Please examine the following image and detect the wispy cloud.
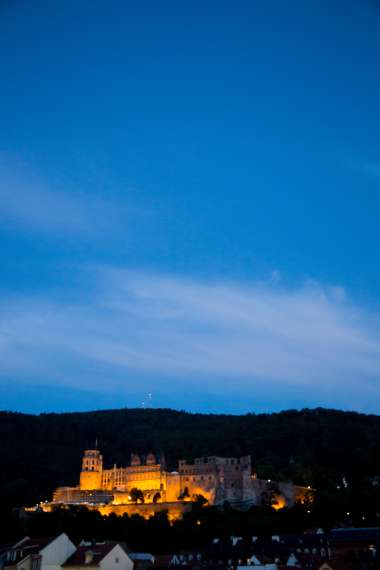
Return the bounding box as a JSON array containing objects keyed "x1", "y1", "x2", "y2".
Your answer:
[
  {"x1": 1, "y1": 268, "x2": 380, "y2": 410},
  {"x1": 0, "y1": 158, "x2": 130, "y2": 237}
]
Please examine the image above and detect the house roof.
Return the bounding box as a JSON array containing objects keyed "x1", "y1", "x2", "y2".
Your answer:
[
  {"x1": 64, "y1": 544, "x2": 119, "y2": 567},
  {"x1": 291, "y1": 552, "x2": 325, "y2": 567},
  {"x1": 0, "y1": 544, "x2": 17, "y2": 556},
  {"x1": 277, "y1": 567, "x2": 304, "y2": 570},
  {"x1": 317, "y1": 561, "x2": 349, "y2": 570},
  {"x1": 17, "y1": 538, "x2": 53, "y2": 550},
  {"x1": 2, "y1": 538, "x2": 54, "y2": 565},
  {"x1": 256, "y1": 554, "x2": 277, "y2": 565},
  {"x1": 153, "y1": 554, "x2": 174, "y2": 567},
  {"x1": 329, "y1": 527, "x2": 380, "y2": 543},
  {"x1": 129, "y1": 553, "x2": 154, "y2": 562}
]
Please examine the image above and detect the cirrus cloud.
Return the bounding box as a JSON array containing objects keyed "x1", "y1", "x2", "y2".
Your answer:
[{"x1": 0, "y1": 268, "x2": 380, "y2": 412}]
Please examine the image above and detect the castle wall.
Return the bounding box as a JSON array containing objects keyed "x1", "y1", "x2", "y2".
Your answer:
[
  {"x1": 50, "y1": 449, "x2": 310, "y2": 517},
  {"x1": 165, "y1": 473, "x2": 181, "y2": 502},
  {"x1": 179, "y1": 471, "x2": 217, "y2": 503},
  {"x1": 178, "y1": 455, "x2": 251, "y2": 505},
  {"x1": 95, "y1": 501, "x2": 192, "y2": 521},
  {"x1": 53, "y1": 487, "x2": 113, "y2": 504},
  {"x1": 80, "y1": 471, "x2": 102, "y2": 490},
  {"x1": 101, "y1": 464, "x2": 164, "y2": 492},
  {"x1": 74, "y1": 452, "x2": 256, "y2": 505}
]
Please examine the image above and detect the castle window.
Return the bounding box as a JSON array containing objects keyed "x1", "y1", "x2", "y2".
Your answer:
[{"x1": 115, "y1": 558, "x2": 119, "y2": 564}]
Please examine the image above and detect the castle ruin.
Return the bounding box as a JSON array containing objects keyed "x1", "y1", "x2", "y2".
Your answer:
[{"x1": 48, "y1": 449, "x2": 309, "y2": 518}]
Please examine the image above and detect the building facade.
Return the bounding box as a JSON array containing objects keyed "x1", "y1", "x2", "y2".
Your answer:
[
  {"x1": 54, "y1": 450, "x2": 254, "y2": 506},
  {"x1": 0, "y1": 534, "x2": 76, "y2": 570},
  {"x1": 49, "y1": 449, "x2": 309, "y2": 518}
]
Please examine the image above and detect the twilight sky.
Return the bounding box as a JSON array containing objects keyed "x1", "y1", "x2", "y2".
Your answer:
[{"x1": 1, "y1": 0, "x2": 380, "y2": 414}]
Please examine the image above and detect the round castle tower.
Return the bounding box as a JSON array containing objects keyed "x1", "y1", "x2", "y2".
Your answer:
[{"x1": 79, "y1": 449, "x2": 103, "y2": 490}]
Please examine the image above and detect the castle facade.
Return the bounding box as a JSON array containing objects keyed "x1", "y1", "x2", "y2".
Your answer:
[
  {"x1": 49, "y1": 449, "x2": 309, "y2": 517},
  {"x1": 53, "y1": 449, "x2": 254, "y2": 506}
]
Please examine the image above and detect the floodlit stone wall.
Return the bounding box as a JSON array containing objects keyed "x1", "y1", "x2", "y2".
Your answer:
[{"x1": 47, "y1": 449, "x2": 312, "y2": 518}]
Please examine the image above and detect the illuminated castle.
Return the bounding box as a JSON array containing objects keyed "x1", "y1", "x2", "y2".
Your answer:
[
  {"x1": 49, "y1": 449, "x2": 309, "y2": 518},
  {"x1": 54, "y1": 449, "x2": 253, "y2": 506}
]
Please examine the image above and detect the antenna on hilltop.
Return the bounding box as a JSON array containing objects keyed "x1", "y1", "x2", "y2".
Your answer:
[{"x1": 141, "y1": 393, "x2": 153, "y2": 409}]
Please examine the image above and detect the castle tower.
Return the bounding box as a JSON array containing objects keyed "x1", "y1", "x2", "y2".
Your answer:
[{"x1": 79, "y1": 449, "x2": 103, "y2": 490}]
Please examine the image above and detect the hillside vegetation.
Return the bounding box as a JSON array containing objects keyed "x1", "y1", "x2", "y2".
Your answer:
[{"x1": 1, "y1": 406, "x2": 380, "y2": 511}]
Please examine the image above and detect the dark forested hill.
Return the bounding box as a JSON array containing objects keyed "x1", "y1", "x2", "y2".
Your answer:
[{"x1": 1, "y1": 406, "x2": 380, "y2": 511}]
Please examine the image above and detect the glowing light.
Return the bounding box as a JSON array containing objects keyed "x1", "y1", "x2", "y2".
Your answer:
[{"x1": 272, "y1": 497, "x2": 286, "y2": 511}]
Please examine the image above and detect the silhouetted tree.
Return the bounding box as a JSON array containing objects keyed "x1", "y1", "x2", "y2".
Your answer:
[
  {"x1": 130, "y1": 488, "x2": 144, "y2": 503},
  {"x1": 153, "y1": 491, "x2": 161, "y2": 503}
]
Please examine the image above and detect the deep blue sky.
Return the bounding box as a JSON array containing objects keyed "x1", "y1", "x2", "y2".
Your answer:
[{"x1": 1, "y1": 0, "x2": 380, "y2": 414}]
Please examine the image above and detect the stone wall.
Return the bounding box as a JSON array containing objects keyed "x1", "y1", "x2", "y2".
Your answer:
[{"x1": 94, "y1": 500, "x2": 192, "y2": 521}]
